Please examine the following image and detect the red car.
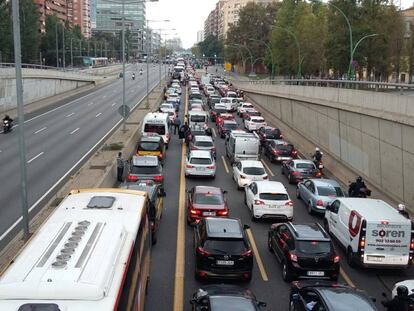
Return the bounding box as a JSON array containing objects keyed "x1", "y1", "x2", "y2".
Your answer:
[
  {"x1": 215, "y1": 113, "x2": 235, "y2": 127},
  {"x1": 186, "y1": 186, "x2": 229, "y2": 225}
]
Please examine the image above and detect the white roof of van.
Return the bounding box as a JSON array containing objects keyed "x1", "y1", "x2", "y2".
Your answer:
[{"x1": 338, "y1": 198, "x2": 410, "y2": 223}]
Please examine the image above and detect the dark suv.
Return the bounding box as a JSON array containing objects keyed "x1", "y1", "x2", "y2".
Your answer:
[
  {"x1": 289, "y1": 281, "x2": 377, "y2": 311},
  {"x1": 194, "y1": 217, "x2": 253, "y2": 281},
  {"x1": 263, "y1": 140, "x2": 298, "y2": 163},
  {"x1": 267, "y1": 222, "x2": 339, "y2": 282},
  {"x1": 127, "y1": 156, "x2": 164, "y2": 192}
]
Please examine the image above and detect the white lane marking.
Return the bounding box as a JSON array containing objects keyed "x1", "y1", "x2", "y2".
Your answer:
[
  {"x1": 111, "y1": 102, "x2": 117, "y2": 107},
  {"x1": 66, "y1": 112, "x2": 75, "y2": 118},
  {"x1": 102, "y1": 95, "x2": 107, "y2": 99},
  {"x1": 95, "y1": 113, "x2": 102, "y2": 118},
  {"x1": 0, "y1": 76, "x2": 164, "y2": 243},
  {"x1": 34, "y1": 127, "x2": 47, "y2": 134},
  {"x1": 88, "y1": 101, "x2": 94, "y2": 106},
  {"x1": 27, "y1": 152, "x2": 44, "y2": 164},
  {"x1": 70, "y1": 128, "x2": 80, "y2": 135}
]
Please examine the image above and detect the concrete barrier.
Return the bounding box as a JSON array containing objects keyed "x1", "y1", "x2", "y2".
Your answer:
[{"x1": 238, "y1": 84, "x2": 414, "y2": 209}]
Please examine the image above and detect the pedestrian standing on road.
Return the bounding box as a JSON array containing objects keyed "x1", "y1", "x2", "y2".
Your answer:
[
  {"x1": 174, "y1": 116, "x2": 181, "y2": 135},
  {"x1": 116, "y1": 152, "x2": 125, "y2": 182}
]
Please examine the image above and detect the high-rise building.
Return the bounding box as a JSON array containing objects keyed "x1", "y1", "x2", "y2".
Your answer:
[
  {"x1": 166, "y1": 37, "x2": 182, "y2": 52},
  {"x1": 197, "y1": 30, "x2": 204, "y2": 43},
  {"x1": 33, "y1": 0, "x2": 68, "y2": 33},
  {"x1": 204, "y1": 1, "x2": 226, "y2": 38},
  {"x1": 94, "y1": 0, "x2": 146, "y2": 56},
  {"x1": 67, "y1": 0, "x2": 92, "y2": 38}
]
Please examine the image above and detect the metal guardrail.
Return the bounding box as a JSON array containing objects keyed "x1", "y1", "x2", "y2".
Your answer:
[{"x1": 232, "y1": 78, "x2": 414, "y2": 94}]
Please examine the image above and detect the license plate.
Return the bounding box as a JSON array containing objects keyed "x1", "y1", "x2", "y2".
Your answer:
[
  {"x1": 367, "y1": 256, "x2": 384, "y2": 262},
  {"x1": 307, "y1": 271, "x2": 324, "y2": 276},
  {"x1": 203, "y1": 211, "x2": 216, "y2": 216},
  {"x1": 270, "y1": 205, "x2": 280, "y2": 209},
  {"x1": 196, "y1": 167, "x2": 205, "y2": 171},
  {"x1": 216, "y1": 260, "x2": 234, "y2": 266}
]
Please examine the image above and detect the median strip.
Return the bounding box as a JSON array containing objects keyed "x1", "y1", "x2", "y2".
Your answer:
[
  {"x1": 340, "y1": 267, "x2": 356, "y2": 288},
  {"x1": 246, "y1": 228, "x2": 268, "y2": 282},
  {"x1": 221, "y1": 155, "x2": 230, "y2": 173},
  {"x1": 261, "y1": 159, "x2": 274, "y2": 177}
]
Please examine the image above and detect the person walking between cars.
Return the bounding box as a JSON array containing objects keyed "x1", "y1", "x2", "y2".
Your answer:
[
  {"x1": 179, "y1": 122, "x2": 189, "y2": 141},
  {"x1": 116, "y1": 152, "x2": 125, "y2": 182},
  {"x1": 398, "y1": 204, "x2": 410, "y2": 219},
  {"x1": 174, "y1": 116, "x2": 181, "y2": 135},
  {"x1": 381, "y1": 285, "x2": 411, "y2": 311}
]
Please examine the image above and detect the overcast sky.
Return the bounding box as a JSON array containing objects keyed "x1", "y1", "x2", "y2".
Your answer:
[{"x1": 147, "y1": 0, "x2": 414, "y2": 49}]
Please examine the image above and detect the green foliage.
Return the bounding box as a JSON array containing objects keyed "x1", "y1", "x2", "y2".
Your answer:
[{"x1": 198, "y1": 35, "x2": 224, "y2": 59}]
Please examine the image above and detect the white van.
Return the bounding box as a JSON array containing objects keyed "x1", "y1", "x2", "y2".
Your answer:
[
  {"x1": 141, "y1": 112, "x2": 170, "y2": 147},
  {"x1": 220, "y1": 97, "x2": 239, "y2": 112},
  {"x1": 225, "y1": 131, "x2": 260, "y2": 164},
  {"x1": 188, "y1": 110, "x2": 208, "y2": 128},
  {"x1": 324, "y1": 198, "x2": 413, "y2": 269}
]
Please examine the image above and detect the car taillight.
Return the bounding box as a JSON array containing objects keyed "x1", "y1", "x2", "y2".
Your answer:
[
  {"x1": 190, "y1": 208, "x2": 201, "y2": 215},
  {"x1": 127, "y1": 175, "x2": 138, "y2": 182},
  {"x1": 285, "y1": 200, "x2": 294, "y2": 207},
  {"x1": 292, "y1": 171, "x2": 301, "y2": 176},
  {"x1": 254, "y1": 199, "x2": 265, "y2": 205},
  {"x1": 359, "y1": 236, "x2": 365, "y2": 248},
  {"x1": 207, "y1": 165, "x2": 215, "y2": 169},
  {"x1": 191, "y1": 146, "x2": 198, "y2": 150},
  {"x1": 292, "y1": 150, "x2": 298, "y2": 156},
  {"x1": 316, "y1": 200, "x2": 324, "y2": 206},
  {"x1": 333, "y1": 255, "x2": 340, "y2": 263},
  {"x1": 272, "y1": 149, "x2": 279, "y2": 155},
  {"x1": 289, "y1": 252, "x2": 298, "y2": 262},
  {"x1": 263, "y1": 175, "x2": 268, "y2": 179},
  {"x1": 186, "y1": 164, "x2": 193, "y2": 168},
  {"x1": 411, "y1": 239, "x2": 414, "y2": 250},
  {"x1": 159, "y1": 153, "x2": 163, "y2": 159},
  {"x1": 154, "y1": 175, "x2": 164, "y2": 182},
  {"x1": 197, "y1": 246, "x2": 210, "y2": 257},
  {"x1": 217, "y1": 209, "x2": 229, "y2": 216},
  {"x1": 241, "y1": 249, "x2": 253, "y2": 257}
]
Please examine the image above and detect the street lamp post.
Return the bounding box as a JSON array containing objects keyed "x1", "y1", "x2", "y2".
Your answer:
[
  {"x1": 249, "y1": 38, "x2": 275, "y2": 80},
  {"x1": 234, "y1": 43, "x2": 254, "y2": 76},
  {"x1": 227, "y1": 45, "x2": 246, "y2": 76}
]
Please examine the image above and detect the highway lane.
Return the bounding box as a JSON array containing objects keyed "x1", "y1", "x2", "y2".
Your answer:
[
  {"x1": 146, "y1": 77, "x2": 414, "y2": 311},
  {"x1": 0, "y1": 64, "x2": 166, "y2": 240}
]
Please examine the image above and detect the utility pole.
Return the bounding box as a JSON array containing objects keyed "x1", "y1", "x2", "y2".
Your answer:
[
  {"x1": 122, "y1": 0, "x2": 127, "y2": 130},
  {"x1": 62, "y1": 25, "x2": 65, "y2": 68},
  {"x1": 55, "y1": 23, "x2": 59, "y2": 67},
  {"x1": 11, "y1": 0, "x2": 30, "y2": 241},
  {"x1": 146, "y1": 22, "x2": 150, "y2": 109},
  {"x1": 70, "y1": 38, "x2": 73, "y2": 67}
]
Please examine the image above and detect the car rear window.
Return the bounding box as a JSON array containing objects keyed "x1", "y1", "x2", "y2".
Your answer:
[
  {"x1": 252, "y1": 118, "x2": 265, "y2": 123},
  {"x1": 259, "y1": 193, "x2": 288, "y2": 201},
  {"x1": 131, "y1": 165, "x2": 161, "y2": 175},
  {"x1": 297, "y1": 241, "x2": 332, "y2": 255},
  {"x1": 223, "y1": 123, "x2": 238, "y2": 130},
  {"x1": 215, "y1": 108, "x2": 227, "y2": 114},
  {"x1": 195, "y1": 141, "x2": 213, "y2": 148},
  {"x1": 243, "y1": 167, "x2": 265, "y2": 175},
  {"x1": 190, "y1": 157, "x2": 212, "y2": 165},
  {"x1": 144, "y1": 124, "x2": 166, "y2": 135},
  {"x1": 138, "y1": 142, "x2": 160, "y2": 151},
  {"x1": 210, "y1": 297, "x2": 256, "y2": 311},
  {"x1": 322, "y1": 290, "x2": 377, "y2": 311},
  {"x1": 194, "y1": 193, "x2": 224, "y2": 205},
  {"x1": 276, "y1": 143, "x2": 293, "y2": 152},
  {"x1": 191, "y1": 115, "x2": 206, "y2": 122},
  {"x1": 296, "y1": 163, "x2": 315, "y2": 169},
  {"x1": 203, "y1": 239, "x2": 247, "y2": 254},
  {"x1": 317, "y1": 186, "x2": 344, "y2": 197}
]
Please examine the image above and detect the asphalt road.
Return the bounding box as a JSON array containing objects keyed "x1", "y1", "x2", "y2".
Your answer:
[
  {"x1": 0, "y1": 63, "x2": 166, "y2": 242},
  {"x1": 145, "y1": 77, "x2": 414, "y2": 311}
]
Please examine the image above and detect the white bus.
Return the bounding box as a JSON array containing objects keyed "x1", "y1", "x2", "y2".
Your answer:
[{"x1": 0, "y1": 188, "x2": 151, "y2": 311}]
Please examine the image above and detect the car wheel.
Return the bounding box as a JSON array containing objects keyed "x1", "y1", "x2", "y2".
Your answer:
[
  {"x1": 282, "y1": 261, "x2": 292, "y2": 282},
  {"x1": 268, "y1": 235, "x2": 273, "y2": 252},
  {"x1": 307, "y1": 202, "x2": 314, "y2": 215},
  {"x1": 347, "y1": 247, "x2": 356, "y2": 268},
  {"x1": 152, "y1": 232, "x2": 157, "y2": 245},
  {"x1": 289, "y1": 299, "x2": 295, "y2": 311},
  {"x1": 323, "y1": 219, "x2": 330, "y2": 234},
  {"x1": 288, "y1": 173, "x2": 293, "y2": 184},
  {"x1": 296, "y1": 187, "x2": 301, "y2": 199},
  {"x1": 251, "y1": 206, "x2": 257, "y2": 222},
  {"x1": 281, "y1": 167, "x2": 284, "y2": 175},
  {"x1": 244, "y1": 193, "x2": 248, "y2": 206},
  {"x1": 244, "y1": 272, "x2": 252, "y2": 282},
  {"x1": 194, "y1": 267, "x2": 201, "y2": 281}
]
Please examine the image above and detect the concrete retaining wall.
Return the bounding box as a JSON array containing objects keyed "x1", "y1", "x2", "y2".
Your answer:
[{"x1": 245, "y1": 88, "x2": 414, "y2": 208}]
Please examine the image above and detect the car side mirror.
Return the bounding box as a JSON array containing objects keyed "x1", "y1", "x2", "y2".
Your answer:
[
  {"x1": 325, "y1": 204, "x2": 332, "y2": 211},
  {"x1": 258, "y1": 302, "x2": 267, "y2": 307},
  {"x1": 243, "y1": 224, "x2": 250, "y2": 230},
  {"x1": 223, "y1": 190, "x2": 228, "y2": 194}
]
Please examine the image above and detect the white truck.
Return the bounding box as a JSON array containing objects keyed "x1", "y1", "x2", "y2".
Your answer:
[
  {"x1": 225, "y1": 131, "x2": 260, "y2": 164},
  {"x1": 324, "y1": 198, "x2": 413, "y2": 269}
]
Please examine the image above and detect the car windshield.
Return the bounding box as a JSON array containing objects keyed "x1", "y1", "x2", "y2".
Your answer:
[
  {"x1": 203, "y1": 239, "x2": 246, "y2": 254},
  {"x1": 224, "y1": 123, "x2": 238, "y2": 130},
  {"x1": 131, "y1": 165, "x2": 161, "y2": 175},
  {"x1": 191, "y1": 115, "x2": 206, "y2": 122},
  {"x1": 296, "y1": 163, "x2": 315, "y2": 169},
  {"x1": 297, "y1": 241, "x2": 332, "y2": 254},
  {"x1": 196, "y1": 141, "x2": 213, "y2": 147},
  {"x1": 317, "y1": 186, "x2": 344, "y2": 197},
  {"x1": 190, "y1": 157, "x2": 212, "y2": 165},
  {"x1": 211, "y1": 98, "x2": 221, "y2": 103},
  {"x1": 210, "y1": 297, "x2": 257, "y2": 311},
  {"x1": 144, "y1": 124, "x2": 166, "y2": 135},
  {"x1": 259, "y1": 193, "x2": 289, "y2": 201},
  {"x1": 252, "y1": 119, "x2": 265, "y2": 123},
  {"x1": 138, "y1": 142, "x2": 160, "y2": 151},
  {"x1": 194, "y1": 193, "x2": 224, "y2": 205},
  {"x1": 243, "y1": 167, "x2": 265, "y2": 175},
  {"x1": 322, "y1": 289, "x2": 377, "y2": 311},
  {"x1": 215, "y1": 108, "x2": 227, "y2": 114},
  {"x1": 248, "y1": 112, "x2": 261, "y2": 116}
]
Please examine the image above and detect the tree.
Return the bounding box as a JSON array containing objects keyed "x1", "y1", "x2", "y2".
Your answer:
[{"x1": 198, "y1": 35, "x2": 223, "y2": 60}]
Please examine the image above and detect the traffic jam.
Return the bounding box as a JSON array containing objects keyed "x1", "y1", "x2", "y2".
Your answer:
[{"x1": 134, "y1": 59, "x2": 414, "y2": 311}]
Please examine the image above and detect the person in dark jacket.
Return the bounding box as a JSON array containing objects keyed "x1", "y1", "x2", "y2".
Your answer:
[
  {"x1": 382, "y1": 285, "x2": 411, "y2": 311},
  {"x1": 116, "y1": 152, "x2": 125, "y2": 182}
]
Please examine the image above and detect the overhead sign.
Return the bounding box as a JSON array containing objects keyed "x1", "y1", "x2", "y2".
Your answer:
[{"x1": 118, "y1": 105, "x2": 130, "y2": 118}]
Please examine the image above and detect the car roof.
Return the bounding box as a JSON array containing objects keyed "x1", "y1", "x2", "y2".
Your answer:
[
  {"x1": 250, "y1": 116, "x2": 264, "y2": 120},
  {"x1": 308, "y1": 178, "x2": 341, "y2": 188},
  {"x1": 194, "y1": 186, "x2": 222, "y2": 195},
  {"x1": 196, "y1": 284, "x2": 255, "y2": 299},
  {"x1": 289, "y1": 223, "x2": 330, "y2": 241},
  {"x1": 139, "y1": 136, "x2": 162, "y2": 143},
  {"x1": 132, "y1": 155, "x2": 159, "y2": 166},
  {"x1": 205, "y1": 217, "x2": 243, "y2": 239},
  {"x1": 189, "y1": 150, "x2": 212, "y2": 158},
  {"x1": 270, "y1": 139, "x2": 291, "y2": 145},
  {"x1": 292, "y1": 159, "x2": 314, "y2": 165},
  {"x1": 120, "y1": 182, "x2": 157, "y2": 196},
  {"x1": 254, "y1": 181, "x2": 286, "y2": 193},
  {"x1": 194, "y1": 135, "x2": 213, "y2": 142},
  {"x1": 240, "y1": 160, "x2": 264, "y2": 168},
  {"x1": 223, "y1": 120, "x2": 238, "y2": 125}
]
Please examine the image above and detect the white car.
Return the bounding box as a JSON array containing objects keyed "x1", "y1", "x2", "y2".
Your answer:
[
  {"x1": 238, "y1": 102, "x2": 254, "y2": 116},
  {"x1": 392, "y1": 280, "x2": 414, "y2": 298},
  {"x1": 159, "y1": 103, "x2": 175, "y2": 113},
  {"x1": 233, "y1": 160, "x2": 268, "y2": 189},
  {"x1": 168, "y1": 93, "x2": 181, "y2": 104},
  {"x1": 244, "y1": 116, "x2": 267, "y2": 131},
  {"x1": 245, "y1": 181, "x2": 293, "y2": 221},
  {"x1": 185, "y1": 150, "x2": 216, "y2": 178},
  {"x1": 171, "y1": 83, "x2": 182, "y2": 94}
]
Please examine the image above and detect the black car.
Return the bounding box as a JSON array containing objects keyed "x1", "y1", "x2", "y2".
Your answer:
[
  {"x1": 257, "y1": 126, "x2": 282, "y2": 144},
  {"x1": 289, "y1": 281, "x2": 378, "y2": 311},
  {"x1": 268, "y1": 222, "x2": 339, "y2": 282},
  {"x1": 194, "y1": 217, "x2": 253, "y2": 281},
  {"x1": 120, "y1": 181, "x2": 165, "y2": 244},
  {"x1": 190, "y1": 285, "x2": 266, "y2": 311},
  {"x1": 263, "y1": 139, "x2": 298, "y2": 163},
  {"x1": 281, "y1": 160, "x2": 321, "y2": 184}
]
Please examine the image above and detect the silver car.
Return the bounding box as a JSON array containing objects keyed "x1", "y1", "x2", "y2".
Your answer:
[{"x1": 296, "y1": 179, "x2": 345, "y2": 214}]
